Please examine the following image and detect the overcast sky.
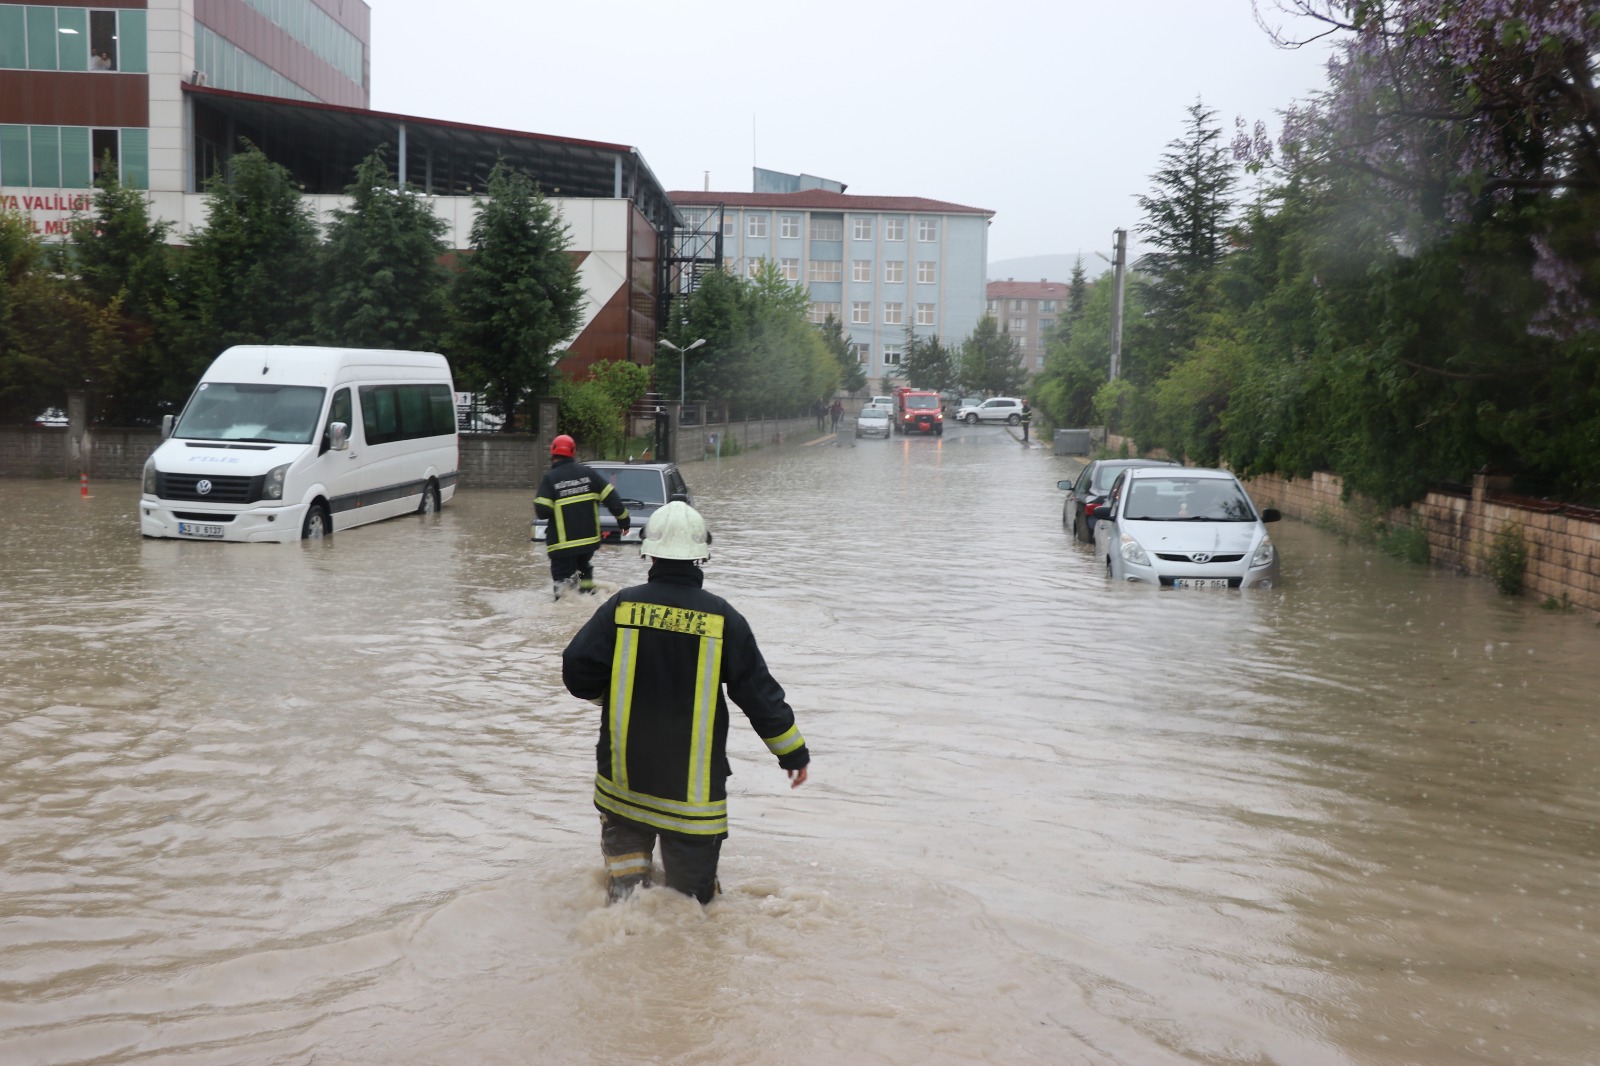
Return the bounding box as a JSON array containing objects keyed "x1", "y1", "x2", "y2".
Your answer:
[{"x1": 368, "y1": 0, "x2": 1334, "y2": 272}]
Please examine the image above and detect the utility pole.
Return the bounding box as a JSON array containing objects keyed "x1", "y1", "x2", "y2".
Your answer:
[{"x1": 1108, "y1": 227, "x2": 1127, "y2": 381}]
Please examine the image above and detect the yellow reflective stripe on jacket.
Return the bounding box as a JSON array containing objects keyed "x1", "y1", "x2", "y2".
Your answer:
[
  {"x1": 608, "y1": 628, "x2": 638, "y2": 788},
  {"x1": 594, "y1": 774, "x2": 729, "y2": 836},
  {"x1": 688, "y1": 634, "x2": 723, "y2": 805},
  {"x1": 552, "y1": 492, "x2": 601, "y2": 548},
  {"x1": 763, "y1": 724, "x2": 805, "y2": 757},
  {"x1": 614, "y1": 601, "x2": 725, "y2": 638}
]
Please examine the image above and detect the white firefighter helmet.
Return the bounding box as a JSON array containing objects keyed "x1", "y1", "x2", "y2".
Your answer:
[{"x1": 640, "y1": 500, "x2": 711, "y2": 561}]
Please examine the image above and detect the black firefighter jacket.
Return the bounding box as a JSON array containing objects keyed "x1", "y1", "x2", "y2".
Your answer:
[
  {"x1": 561, "y1": 566, "x2": 810, "y2": 838},
  {"x1": 534, "y1": 456, "x2": 628, "y2": 556}
]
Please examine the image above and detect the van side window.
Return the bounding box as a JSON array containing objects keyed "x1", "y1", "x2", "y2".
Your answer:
[
  {"x1": 322, "y1": 387, "x2": 352, "y2": 454},
  {"x1": 358, "y1": 384, "x2": 457, "y2": 446}
]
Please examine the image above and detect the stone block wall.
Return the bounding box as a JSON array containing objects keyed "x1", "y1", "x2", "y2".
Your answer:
[{"x1": 1246, "y1": 471, "x2": 1600, "y2": 614}]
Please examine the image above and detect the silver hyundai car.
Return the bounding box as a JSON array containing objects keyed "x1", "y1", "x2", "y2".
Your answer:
[{"x1": 1091, "y1": 467, "x2": 1282, "y2": 588}]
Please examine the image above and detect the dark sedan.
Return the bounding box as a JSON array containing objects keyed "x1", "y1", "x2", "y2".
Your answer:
[{"x1": 1059, "y1": 457, "x2": 1180, "y2": 543}]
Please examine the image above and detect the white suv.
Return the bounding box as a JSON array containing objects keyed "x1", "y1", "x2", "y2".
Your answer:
[{"x1": 956, "y1": 397, "x2": 1026, "y2": 425}]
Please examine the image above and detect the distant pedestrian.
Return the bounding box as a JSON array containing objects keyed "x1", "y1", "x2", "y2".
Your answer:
[
  {"x1": 814, "y1": 398, "x2": 826, "y2": 431},
  {"x1": 829, "y1": 398, "x2": 844, "y2": 432},
  {"x1": 534, "y1": 434, "x2": 630, "y2": 600}
]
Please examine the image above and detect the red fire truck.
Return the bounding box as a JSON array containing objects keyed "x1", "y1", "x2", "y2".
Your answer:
[{"x1": 892, "y1": 386, "x2": 944, "y2": 436}]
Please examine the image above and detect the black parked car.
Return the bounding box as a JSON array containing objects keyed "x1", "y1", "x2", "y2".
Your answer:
[
  {"x1": 533, "y1": 461, "x2": 692, "y2": 545},
  {"x1": 1058, "y1": 458, "x2": 1180, "y2": 543}
]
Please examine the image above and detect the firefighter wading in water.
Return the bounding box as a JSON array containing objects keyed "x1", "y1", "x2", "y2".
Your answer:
[
  {"x1": 561, "y1": 501, "x2": 811, "y2": 904},
  {"x1": 534, "y1": 434, "x2": 629, "y2": 601}
]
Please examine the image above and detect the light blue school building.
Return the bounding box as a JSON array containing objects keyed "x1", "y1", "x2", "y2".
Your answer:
[{"x1": 669, "y1": 172, "x2": 993, "y2": 392}]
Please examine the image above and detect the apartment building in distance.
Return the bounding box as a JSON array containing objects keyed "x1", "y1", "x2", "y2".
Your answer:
[
  {"x1": 671, "y1": 170, "x2": 993, "y2": 392},
  {"x1": 986, "y1": 278, "x2": 1073, "y2": 374}
]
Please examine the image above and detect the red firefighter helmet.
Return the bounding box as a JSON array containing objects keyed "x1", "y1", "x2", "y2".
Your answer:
[{"x1": 550, "y1": 434, "x2": 576, "y2": 458}]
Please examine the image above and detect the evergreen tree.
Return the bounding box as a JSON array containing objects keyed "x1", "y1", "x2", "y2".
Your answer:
[
  {"x1": 318, "y1": 149, "x2": 450, "y2": 351},
  {"x1": 175, "y1": 143, "x2": 322, "y2": 374},
  {"x1": 66, "y1": 169, "x2": 180, "y2": 423},
  {"x1": 1135, "y1": 99, "x2": 1237, "y2": 381},
  {"x1": 818, "y1": 314, "x2": 867, "y2": 395},
  {"x1": 900, "y1": 326, "x2": 956, "y2": 392},
  {"x1": 450, "y1": 163, "x2": 583, "y2": 431},
  {"x1": 958, "y1": 315, "x2": 1027, "y2": 396},
  {"x1": 1060, "y1": 255, "x2": 1088, "y2": 347}
]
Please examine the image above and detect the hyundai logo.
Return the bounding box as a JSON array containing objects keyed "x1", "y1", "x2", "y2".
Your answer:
[
  {"x1": 196, "y1": 479, "x2": 213, "y2": 495},
  {"x1": 1191, "y1": 552, "x2": 1212, "y2": 563}
]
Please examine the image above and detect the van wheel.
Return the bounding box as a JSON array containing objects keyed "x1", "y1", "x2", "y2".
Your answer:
[
  {"x1": 301, "y1": 502, "x2": 331, "y2": 540},
  {"x1": 964, "y1": 413, "x2": 978, "y2": 424},
  {"x1": 418, "y1": 479, "x2": 440, "y2": 515}
]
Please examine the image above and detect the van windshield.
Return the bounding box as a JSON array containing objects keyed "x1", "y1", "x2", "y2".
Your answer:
[
  {"x1": 903, "y1": 395, "x2": 939, "y2": 409},
  {"x1": 175, "y1": 382, "x2": 327, "y2": 444}
]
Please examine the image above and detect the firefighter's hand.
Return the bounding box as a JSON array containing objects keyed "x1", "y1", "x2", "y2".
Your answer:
[
  {"x1": 619, "y1": 517, "x2": 631, "y2": 534},
  {"x1": 787, "y1": 766, "x2": 808, "y2": 789}
]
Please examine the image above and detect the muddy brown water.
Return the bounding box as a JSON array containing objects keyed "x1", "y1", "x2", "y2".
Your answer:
[{"x1": 2, "y1": 425, "x2": 1598, "y2": 1065}]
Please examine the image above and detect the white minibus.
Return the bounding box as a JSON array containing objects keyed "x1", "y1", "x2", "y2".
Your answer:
[{"x1": 140, "y1": 346, "x2": 460, "y2": 542}]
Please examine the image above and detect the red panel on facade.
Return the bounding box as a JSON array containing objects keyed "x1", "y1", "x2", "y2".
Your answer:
[{"x1": 0, "y1": 71, "x2": 150, "y2": 127}]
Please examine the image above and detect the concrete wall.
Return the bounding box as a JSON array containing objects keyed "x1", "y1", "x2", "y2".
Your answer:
[{"x1": 1246, "y1": 470, "x2": 1600, "y2": 614}]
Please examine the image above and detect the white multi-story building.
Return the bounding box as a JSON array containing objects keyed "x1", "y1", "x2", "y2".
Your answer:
[{"x1": 671, "y1": 176, "x2": 993, "y2": 391}]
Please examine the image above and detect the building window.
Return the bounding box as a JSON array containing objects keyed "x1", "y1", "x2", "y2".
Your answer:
[
  {"x1": 809, "y1": 259, "x2": 842, "y2": 282},
  {"x1": 780, "y1": 214, "x2": 801, "y2": 239},
  {"x1": 747, "y1": 214, "x2": 768, "y2": 238},
  {"x1": 1041, "y1": 300, "x2": 1056, "y2": 312},
  {"x1": 917, "y1": 218, "x2": 939, "y2": 242},
  {"x1": 809, "y1": 302, "x2": 841, "y2": 324},
  {"x1": 780, "y1": 257, "x2": 800, "y2": 281},
  {"x1": 854, "y1": 343, "x2": 871, "y2": 364},
  {"x1": 884, "y1": 302, "x2": 904, "y2": 325},
  {"x1": 748, "y1": 258, "x2": 766, "y2": 279},
  {"x1": 852, "y1": 259, "x2": 872, "y2": 283},
  {"x1": 723, "y1": 214, "x2": 737, "y2": 238},
  {"x1": 1009, "y1": 317, "x2": 1027, "y2": 332},
  {"x1": 810, "y1": 217, "x2": 843, "y2": 241},
  {"x1": 852, "y1": 217, "x2": 873, "y2": 240},
  {"x1": 986, "y1": 299, "x2": 998, "y2": 313},
  {"x1": 1011, "y1": 299, "x2": 1024, "y2": 311},
  {"x1": 680, "y1": 208, "x2": 706, "y2": 229},
  {"x1": 883, "y1": 345, "x2": 903, "y2": 365},
  {"x1": 723, "y1": 257, "x2": 741, "y2": 276},
  {"x1": 850, "y1": 302, "x2": 871, "y2": 325},
  {"x1": 884, "y1": 261, "x2": 904, "y2": 284},
  {"x1": 1039, "y1": 317, "x2": 1054, "y2": 331},
  {"x1": 916, "y1": 303, "x2": 936, "y2": 326},
  {"x1": 884, "y1": 217, "x2": 905, "y2": 241},
  {"x1": 916, "y1": 261, "x2": 937, "y2": 285}
]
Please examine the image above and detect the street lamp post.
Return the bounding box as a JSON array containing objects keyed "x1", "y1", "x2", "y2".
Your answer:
[{"x1": 658, "y1": 337, "x2": 706, "y2": 404}]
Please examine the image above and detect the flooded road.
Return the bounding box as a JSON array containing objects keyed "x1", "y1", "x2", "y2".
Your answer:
[{"x1": 3, "y1": 424, "x2": 1598, "y2": 1065}]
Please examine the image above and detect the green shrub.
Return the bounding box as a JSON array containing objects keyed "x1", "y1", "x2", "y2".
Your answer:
[
  {"x1": 1375, "y1": 517, "x2": 1431, "y2": 566},
  {"x1": 1487, "y1": 525, "x2": 1529, "y2": 596}
]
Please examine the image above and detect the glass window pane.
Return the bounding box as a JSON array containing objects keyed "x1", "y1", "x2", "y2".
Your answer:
[
  {"x1": 118, "y1": 10, "x2": 148, "y2": 73},
  {"x1": 0, "y1": 8, "x2": 25, "y2": 67},
  {"x1": 121, "y1": 127, "x2": 149, "y2": 189},
  {"x1": 56, "y1": 8, "x2": 88, "y2": 69},
  {"x1": 31, "y1": 125, "x2": 61, "y2": 187},
  {"x1": 60, "y1": 126, "x2": 90, "y2": 188},
  {"x1": 26, "y1": 6, "x2": 58, "y2": 70},
  {"x1": 0, "y1": 125, "x2": 30, "y2": 185}
]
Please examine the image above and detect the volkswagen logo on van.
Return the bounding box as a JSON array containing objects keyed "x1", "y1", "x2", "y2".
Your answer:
[{"x1": 196, "y1": 479, "x2": 213, "y2": 495}]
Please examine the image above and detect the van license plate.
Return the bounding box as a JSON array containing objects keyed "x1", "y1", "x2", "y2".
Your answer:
[
  {"x1": 178, "y1": 522, "x2": 225, "y2": 538},
  {"x1": 1173, "y1": 578, "x2": 1229, "y2": 589}
]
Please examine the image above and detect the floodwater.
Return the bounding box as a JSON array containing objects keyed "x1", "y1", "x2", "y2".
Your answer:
[{"x1": 2, "y1": 424, "x2": 1598, "y2": 1066}]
